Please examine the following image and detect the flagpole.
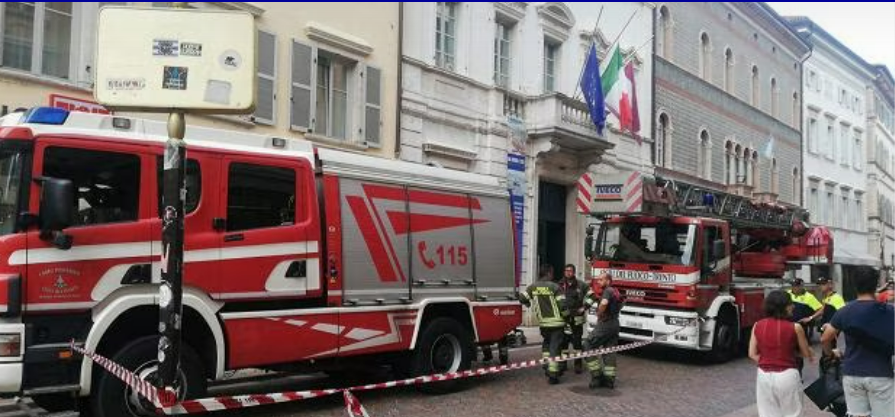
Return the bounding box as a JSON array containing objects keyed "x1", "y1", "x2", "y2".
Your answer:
[
  {"x1": 605, "y1": 9, "x2": 639, "y2": 59},
  {"x1": 572, "y1": 6, "x2": 604, "y2": 102},
  {"x1": 622, "y1": 36, "x2": 654, "y2": 67}
]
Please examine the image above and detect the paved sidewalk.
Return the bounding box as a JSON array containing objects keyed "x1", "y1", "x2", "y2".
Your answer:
[
  {"x1": 517, "y1": 326, "x2": 836, "y2": 417},
  {"x1": 718, "y1": 403, "x2": 831, "y2": 417}
]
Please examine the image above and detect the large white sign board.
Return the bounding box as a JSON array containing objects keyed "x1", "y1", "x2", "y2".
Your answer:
[{"x1": 95, "y1": 7, "x2": 256, "y2": 113}]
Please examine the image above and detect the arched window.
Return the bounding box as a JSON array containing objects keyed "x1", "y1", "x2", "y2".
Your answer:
[
  {"x1": 792, "y1": 167, "x2": 800, "y2": 204},
  {"x1": 751, "y1": 65, "x2": 760, "y2": 107},
  {"x1": 735, "y1": 144, "x2": 743, "y2": 184},
  {"x1": 770, "y1": 77, "x2": 778, "y2": 117},
  {"x1": 770, "y1": 157, "x2": 778, "y2": 194},
  {"x1": 656, "y1": 113, "x2": 669, "y2": 167},
  {"x1": 657, "y1": 6, "x2": 672, "y2": 59},
  {"x1": 725, "y1": 140, "x2": 735, "y2": 185},
  {"x1": 792, "y1": 91, "x2": 800, "y2": 127},
  {"x1": 724, "y1": 48, "x2": 734, "y2": 93},
  {"x1": 751, "y1": 150, "x2": 759, "y2": 188},
  {"x1": 742, "y1": 147, "x2": 752, "y2": 186},
  {"x1": 699, "y1": 129, "x2": 711, "y2": 180},
  {"x1": 699, "y1": 32, "x2": 711, "y2": 80}
]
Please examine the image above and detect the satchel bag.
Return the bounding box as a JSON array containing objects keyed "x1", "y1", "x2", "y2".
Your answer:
[{"x1": 804, "y1": 362, "x2": 844, "y2": 411}]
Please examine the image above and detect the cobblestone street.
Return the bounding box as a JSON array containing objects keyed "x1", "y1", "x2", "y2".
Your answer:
[
  {"x1": 0, "y1": 331, "x2": 836, "y2": 417},
  {"x1": 213, "y1": 338, "x2": 832, "y2": 417}
]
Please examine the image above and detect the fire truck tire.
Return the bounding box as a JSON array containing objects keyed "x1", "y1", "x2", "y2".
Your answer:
[
  {"x1": 410, "y1": 318, "x2": 473, "y2": 394},
  {"x1": 90, "y1": 336, "x2": 207, "y2": 417},
  {"x1": 708, "y1": 318, "x2": 738, "y2": 363}
]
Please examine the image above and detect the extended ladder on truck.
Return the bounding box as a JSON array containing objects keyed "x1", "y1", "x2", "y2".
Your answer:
[{"x1": 577, "y1": 171, "x2": 809, "y2": 230}]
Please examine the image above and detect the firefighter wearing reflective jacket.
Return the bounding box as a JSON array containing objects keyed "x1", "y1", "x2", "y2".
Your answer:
[
  {"x1": 559, "y1": 263, "x2": 588, "y2": 374},
  {"x1": 584, "y1": 272, "x2": 622, "y2": 389},
  {"x1": 520, "y1": 264, "x2": 569, "y2": 384}
]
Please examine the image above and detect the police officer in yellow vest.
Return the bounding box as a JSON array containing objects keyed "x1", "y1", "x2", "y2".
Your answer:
[
  {"x1": 789, "y1": 278, "x2": 823, "y2": 326},
  {"x1": 520, "y1": 264, "x2": 569, "y2": 384},
  {"x1": 811, "y1": 277, "x2": 846, "y2": 331}
]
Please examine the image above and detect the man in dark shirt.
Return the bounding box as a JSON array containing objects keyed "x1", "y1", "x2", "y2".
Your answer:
[
  {"x1": 821, "y1": 266, "x2": 894, "y2": 417},
  {"x1": 583, "y1": 272, "x2": 622, "y2": 389}
]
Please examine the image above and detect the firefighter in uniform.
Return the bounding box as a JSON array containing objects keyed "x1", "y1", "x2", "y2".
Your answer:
[
  {"x1": 584, "y1": 272, "x2": 621, "y2": 389},
  {"x1": 520, "y1": 264, "x2": 568, "y2": 384},
  {"x1": 559, "y1": 263, "x2": 587, "y2": 374}
]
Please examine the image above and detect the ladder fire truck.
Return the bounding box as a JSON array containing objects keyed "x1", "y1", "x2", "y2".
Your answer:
[
  {"x1": 0, "y1": 108, "x2": 521, "y2": 416},
  {"x1": 578, "y1": 170, "x2": 832, "y2": 361}
]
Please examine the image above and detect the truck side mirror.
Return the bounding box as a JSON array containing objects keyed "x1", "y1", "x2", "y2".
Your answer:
[
  {"x1": 584, "y1": 226, "x2": 594, "y2": 260},
  {"x1": 39, "y1": 177, "x2": 74, "y2": 234},
  {"x1": 712, "y1": 239, "x2": 725, "y2": 261}
]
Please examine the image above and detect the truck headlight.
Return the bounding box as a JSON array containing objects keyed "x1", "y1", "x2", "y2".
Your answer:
[
  {"x1": 0, "y1": 334, "x2": 21, "y2": 357},
  {"x1": 665, "y1": 317, "x2": 692, "y2": 327}
]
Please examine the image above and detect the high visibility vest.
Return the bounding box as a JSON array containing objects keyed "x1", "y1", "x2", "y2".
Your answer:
[
  {"x1": 823, "y1": 292, "x2": 846, "y2": 310},
  {"x1": 789, "y1": 290, "x2": 823, "y2": 311},
  {"x1": 521, "y1": 280, "x2": 568, "y2": 328}
]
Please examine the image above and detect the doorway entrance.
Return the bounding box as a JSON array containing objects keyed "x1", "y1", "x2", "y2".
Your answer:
[{"x1": 538, "y1": 181, "x2": 567, "y2": 278}]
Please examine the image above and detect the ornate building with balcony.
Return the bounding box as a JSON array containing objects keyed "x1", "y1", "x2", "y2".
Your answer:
[{"x1": 399, "y1": 2, "x2": 654, "y2": 287}]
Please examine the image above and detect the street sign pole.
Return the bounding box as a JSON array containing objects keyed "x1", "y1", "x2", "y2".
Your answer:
[{"x1": 158, "y1": 111, "x2": 186, "y2": 397}]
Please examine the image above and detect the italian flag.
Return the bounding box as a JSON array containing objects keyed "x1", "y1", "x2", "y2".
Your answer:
[{"x1": 601, "y1": 47, "x2": 641, "y2": 140}]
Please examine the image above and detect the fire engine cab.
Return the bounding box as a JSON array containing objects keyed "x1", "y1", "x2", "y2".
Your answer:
[
  {"x1": 0, "y1": 107, "x2": 521, "y2": 416},
  {"x1": 578, "y1": 170, "x2": 832, "y2": 361}
]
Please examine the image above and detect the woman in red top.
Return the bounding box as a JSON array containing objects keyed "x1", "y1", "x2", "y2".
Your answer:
[{"x1": 749, "y1": 290, "x2": 815, "y2": 417}]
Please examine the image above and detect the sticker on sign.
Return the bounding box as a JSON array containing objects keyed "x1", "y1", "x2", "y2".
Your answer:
[
  {"x1": 94, "y1": 6, "x2": 255, "y2": 113},
  {"x1": 181, "y1": 42, "x2": 202, "y2": 57}
]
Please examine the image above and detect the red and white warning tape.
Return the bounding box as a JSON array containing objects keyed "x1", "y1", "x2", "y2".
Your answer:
[{"x1": 70, "y1": 318, "x2": 698, "y2": 415}]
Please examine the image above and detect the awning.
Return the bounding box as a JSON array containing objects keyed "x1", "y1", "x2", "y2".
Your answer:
[{"x1": 834, "y1": 246, "x2": 880, "y2": 267}]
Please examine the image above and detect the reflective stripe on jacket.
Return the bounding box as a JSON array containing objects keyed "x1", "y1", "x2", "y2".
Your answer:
[{"x1": 521, "y1": 280, "x2": 568, "y2": 328}]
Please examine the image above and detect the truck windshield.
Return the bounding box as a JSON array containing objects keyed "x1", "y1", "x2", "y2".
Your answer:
[
  {"x1": 596, "y1": 222, "x2": 696, "y2": 266},
  {"x1": 0, "y1": 149, "x2": 23, "y2": 236}
]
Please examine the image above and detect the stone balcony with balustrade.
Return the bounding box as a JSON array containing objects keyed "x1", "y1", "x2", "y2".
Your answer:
[{"x1": 499, "y1": 90, "x2": 614, "y2": 155}]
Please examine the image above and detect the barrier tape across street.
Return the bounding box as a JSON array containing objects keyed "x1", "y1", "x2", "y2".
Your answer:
[{"x1": 69, "y1": 318, "x2": 700, "y2": 415}]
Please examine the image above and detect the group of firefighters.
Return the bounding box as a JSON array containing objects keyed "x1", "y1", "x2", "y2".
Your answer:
[
  {"x1": 520, "y1": 263, "x2": 894, "y2": 388},
  {"x1": 519, "y1": 264, "x2": 622, "y2": 389}
]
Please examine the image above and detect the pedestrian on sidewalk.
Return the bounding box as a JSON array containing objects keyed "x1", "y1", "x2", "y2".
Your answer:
[
  {"x1": 559, "y1": 263, "x2": 588, "y2": 375},
  {"x1": 821, "y1": 266, "x2": 894, "y2": 417},
  {"x1": 749, "y1": 289, "x2": 815, "y2": 417},
  {"x1": 519, "y1": 264, "x2": 568, "y2": 385},
  {"x1": 583, "y1": 272, "x2": 622, "y2": 389}
]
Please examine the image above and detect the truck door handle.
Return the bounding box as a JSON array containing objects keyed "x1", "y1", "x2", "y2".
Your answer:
[{"x1": 224, "y1": 233, "x2": 244, "y2": 242}]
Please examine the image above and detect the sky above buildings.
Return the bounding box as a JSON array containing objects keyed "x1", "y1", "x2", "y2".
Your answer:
[{"x1": 768, "y1": 2, "x2": 895, "y2": 72}]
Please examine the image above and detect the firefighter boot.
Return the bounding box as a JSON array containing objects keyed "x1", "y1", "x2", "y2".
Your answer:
[
  {"x1": 547, "y1": 359, "x2": 560, "y2": 385},
  {"x1": 588, "y1": 374, "x2": 602, "y2": 389},
  {"x1": 586, "y1": 356, "x2": 603, "y2": 389},
  {"x1": 602, "y1": 366, "x2": 617, "y2": 389}
]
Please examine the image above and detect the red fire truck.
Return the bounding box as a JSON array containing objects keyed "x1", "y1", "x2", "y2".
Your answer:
[
  {"x1": 578, "y1": 170, "x2": 832, "y2": 361},
  {"x1": 0, "y1": 108, "x2": 521, "y2": 415}
]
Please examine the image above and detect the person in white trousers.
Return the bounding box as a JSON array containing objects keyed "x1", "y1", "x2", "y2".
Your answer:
[{"x1": 750, "y1": 290, "x2": 816, "y2": 417}]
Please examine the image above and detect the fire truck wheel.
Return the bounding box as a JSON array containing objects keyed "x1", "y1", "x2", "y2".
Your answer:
[
  {"x1": 708, "y1": 318, "x2": 738, "y2": 363},
  {"x1": 90, "y1": 336, "x2": 207, "y2": 417},
  {"x1": 411, "y1": 318, "x2": 473, "y2": 394}
]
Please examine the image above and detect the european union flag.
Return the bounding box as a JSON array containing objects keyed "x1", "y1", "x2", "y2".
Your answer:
[{"x1": 580, "y1": 44, "x2": 606, "y2": 136}]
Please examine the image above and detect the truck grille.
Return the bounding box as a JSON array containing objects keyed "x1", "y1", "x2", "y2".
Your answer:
[{"x1": 621, "y1": 327, "x2": 653, "y2": 337}]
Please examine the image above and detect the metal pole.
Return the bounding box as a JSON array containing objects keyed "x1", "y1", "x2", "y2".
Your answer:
[
  {"x1": 571, "y1": 6, "x2": 603, "y2": 102},
  {"x1": 159, "y1": 111, "x2": 186, "y2": 399}
]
